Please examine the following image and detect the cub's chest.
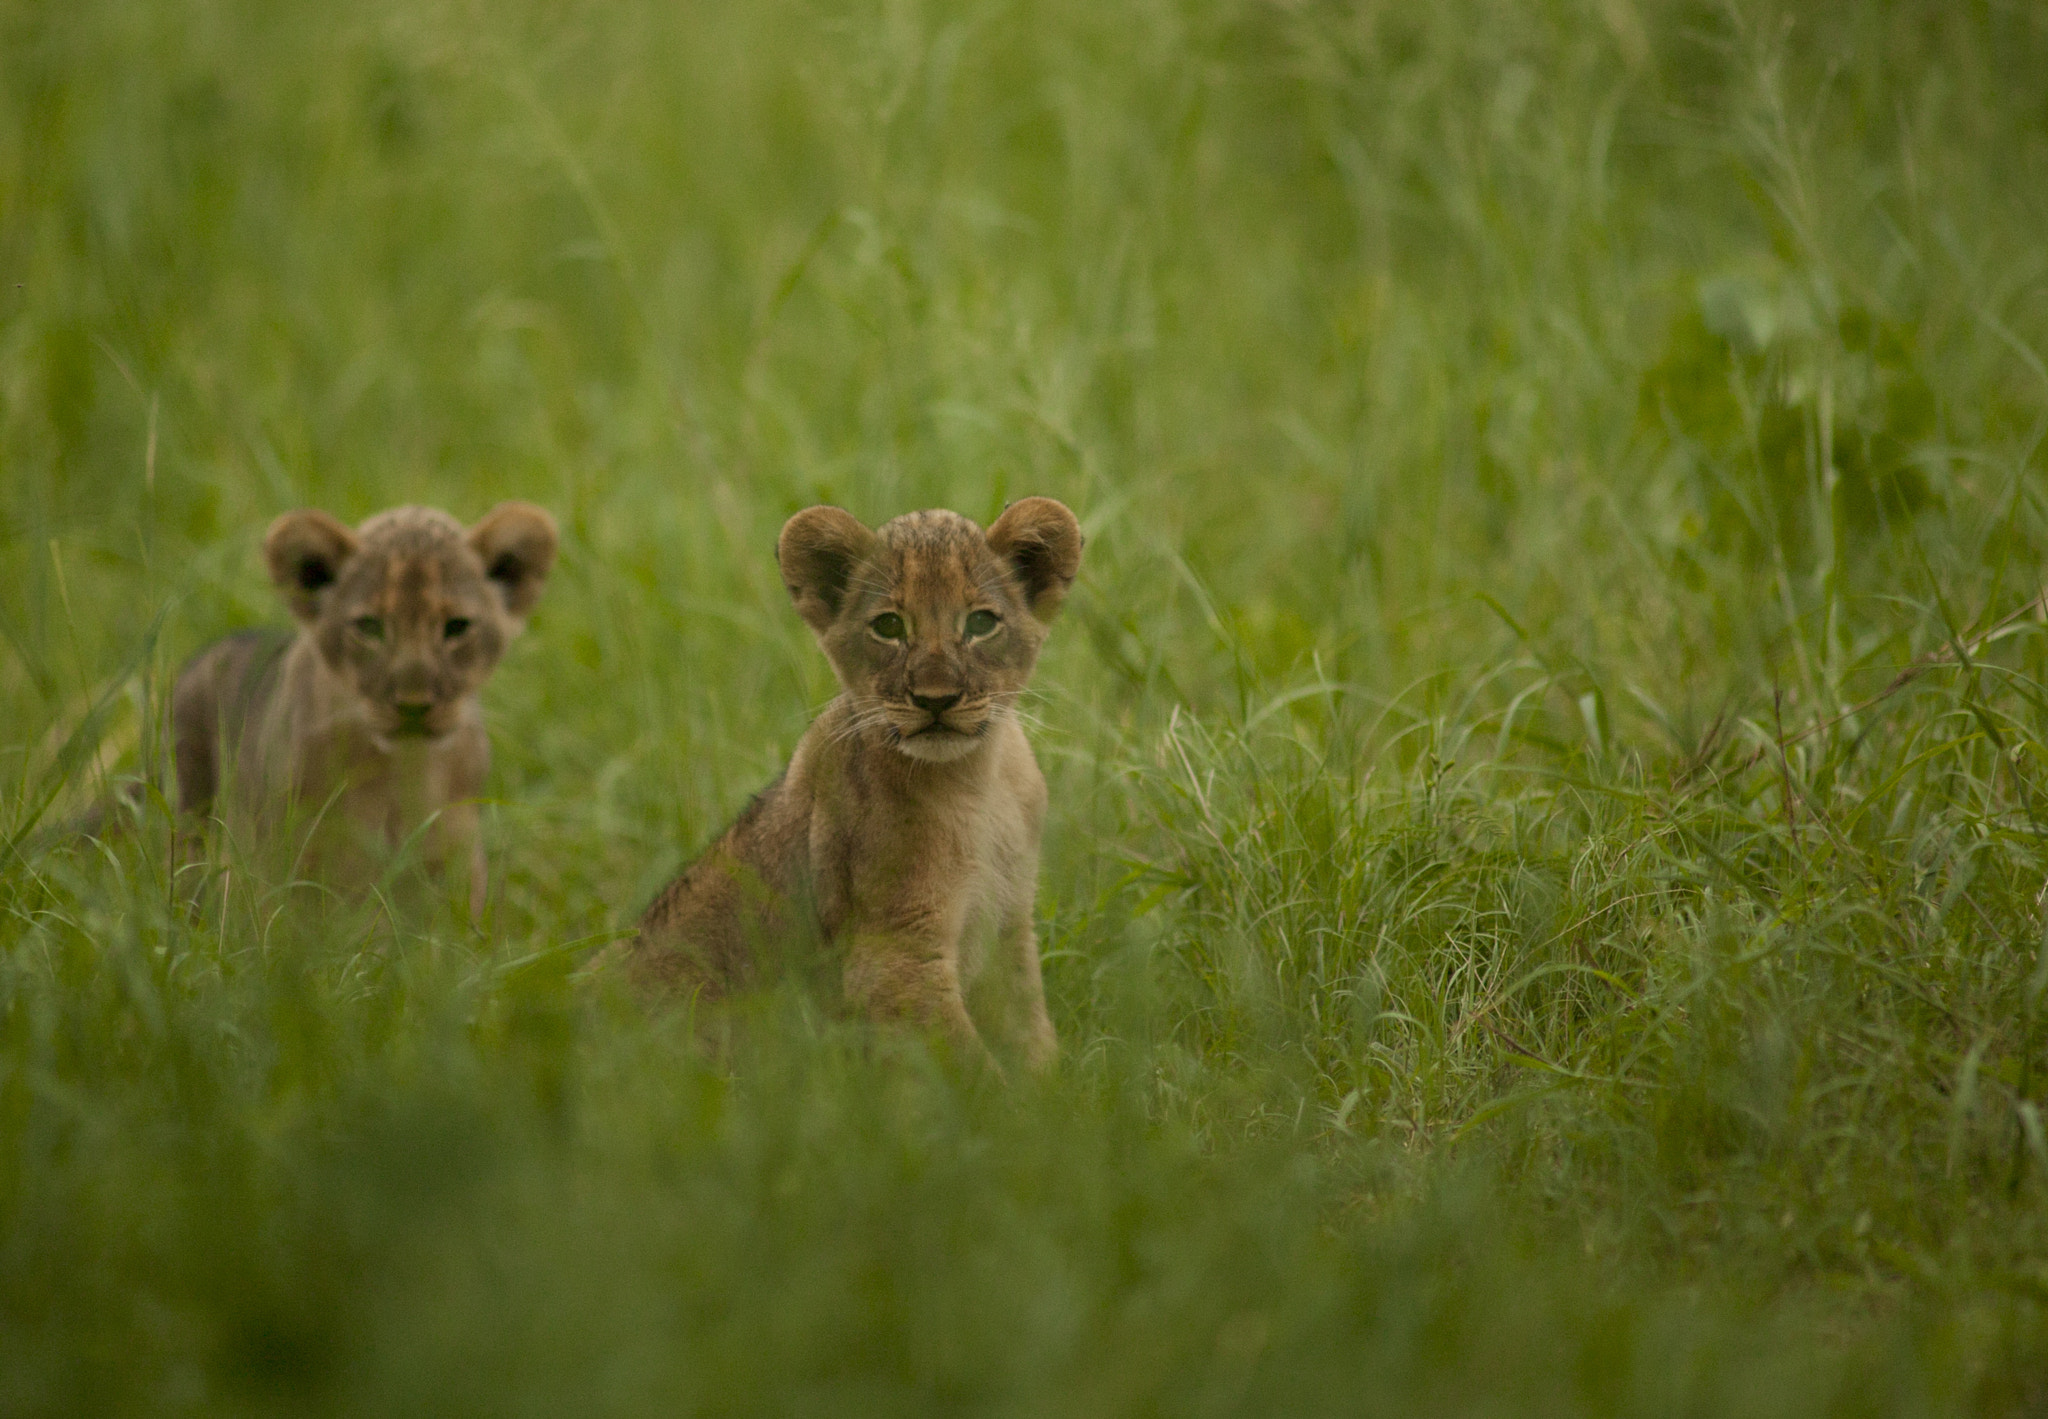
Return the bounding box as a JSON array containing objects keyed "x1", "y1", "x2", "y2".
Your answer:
[
  {"x1": 300, "y1": 723, "x2": 487, "y2": 838},
  {"x1": 926, "y1": 789, "x2": 1038, "y2": 978},
  {"x1": 909, "y1": 783, "x2": 1033, "y2": 888}
]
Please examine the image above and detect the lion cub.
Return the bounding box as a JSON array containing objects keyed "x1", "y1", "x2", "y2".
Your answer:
[
  {"x1": 172, "y1": 502, "x2": 557, "y2": 916},
  {"x1": 620, "y1": 498, "x2": 1084, "y2": 1071}
]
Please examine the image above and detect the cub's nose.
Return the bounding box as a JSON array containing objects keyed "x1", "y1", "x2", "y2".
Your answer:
[{"x1": 910, "y1": 691, "x2": 961, "y2": 715}]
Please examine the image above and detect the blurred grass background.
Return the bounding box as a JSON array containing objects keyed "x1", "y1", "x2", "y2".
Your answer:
[{"x1": 7, "y1": 0, "x2": 2048, "y2": 1411}]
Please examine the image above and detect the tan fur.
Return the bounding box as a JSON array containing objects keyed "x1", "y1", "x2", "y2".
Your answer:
[
  {"x1": 617, "y1": 498, "x2": 1084, "y2": 1071},
  {"x1": 171, "y1": 502, "x2": 558, "y2": 915}
]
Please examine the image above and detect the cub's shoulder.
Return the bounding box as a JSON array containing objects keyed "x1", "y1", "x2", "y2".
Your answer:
[{"x1": 173, "y1": 626, "x2": 294, "y2": 713}]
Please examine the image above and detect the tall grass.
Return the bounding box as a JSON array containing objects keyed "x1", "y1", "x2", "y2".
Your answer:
[{"x1": 6, "y1": 0, "x2": 2048, "y2": 1410}]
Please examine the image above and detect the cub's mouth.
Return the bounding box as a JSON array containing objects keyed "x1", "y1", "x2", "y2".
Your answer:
[
  {"x1": 905, "y1": 709, "x2": 990, "y2": 740},
  {"x1": 381, "y1": 703, "x2": 454, "y2": 741},
  {"x1": 890, "y1": 704, "x2": 992, "y2": 762}
]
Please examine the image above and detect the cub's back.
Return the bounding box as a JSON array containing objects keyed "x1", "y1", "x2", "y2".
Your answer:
[{"x1": 170, "y1": 628, "x2": 293, "y2": 815}]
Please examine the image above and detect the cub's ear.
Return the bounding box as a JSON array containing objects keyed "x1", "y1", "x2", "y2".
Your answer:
[
  {"x1": 987, "y1": 497, "x2": 1083, "y2": 622},
  {"x1": 264, "y1": 510, "x2": 360, "y2": 624},
  {"x1": 777, "y1": 506, "x2": 878, "y2": 635},
  {"x1": 468, "y1": 502, "x2": 559, "y2": 621}
]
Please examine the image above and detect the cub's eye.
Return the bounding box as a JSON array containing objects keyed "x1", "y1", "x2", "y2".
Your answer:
[
  {"x1": 869, "y1": 612, "x2": 907, "y2": 641},
  {"x1": 964, "y1": 609, "x2": 1000, "y2": 638},
  {"x1": 443, "y1": 618, "x2": 472, "y2": 640},
  {"x1": 352, "y1": 616, "x2": 385, "y2": 641}
]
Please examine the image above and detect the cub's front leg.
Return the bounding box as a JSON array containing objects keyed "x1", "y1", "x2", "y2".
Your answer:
[
  {"x1": 974, "y1": 765, "x2": 1057, "y2": 1071},
  {"x1": 422, "y1": 798, "x2": 487, "y2": 922},
  {"x1": 985, "y1": 906, "x2": 1058, "y2": 1072},
  {"x1": 427, "y1": 732, "x2": 492, "y2": 923},
  {"x1": 837, "y1": 910, "x2": 997, "y2": 1072}
]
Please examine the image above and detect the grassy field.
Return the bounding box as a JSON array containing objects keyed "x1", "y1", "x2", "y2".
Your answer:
[{"x1": 6, "y1": 0, "x2": 2048, "y2": 1411}]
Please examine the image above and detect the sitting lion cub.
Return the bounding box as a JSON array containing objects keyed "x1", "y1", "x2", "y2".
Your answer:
[
  {"x1": 171, "y1": 502, "x2": 557, "y2": 916},
  {"x1": 619, "y1": 498, "x2": 1083, "y2": 1071}
]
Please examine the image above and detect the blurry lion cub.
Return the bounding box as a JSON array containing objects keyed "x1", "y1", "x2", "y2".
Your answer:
[
  {"x1": 172, "y1": 502, "x2": 557, "y2": 916},
  {"x1": 618, "y1": 498, "x2": 1083, "y2": 1071}
]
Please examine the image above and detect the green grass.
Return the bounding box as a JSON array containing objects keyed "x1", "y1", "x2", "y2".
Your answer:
[{"x1": 7, "y1": 0, "x2": 2048, "y2": 1411}]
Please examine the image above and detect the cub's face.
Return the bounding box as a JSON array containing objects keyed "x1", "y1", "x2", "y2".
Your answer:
[
  {"x1": 264, "y1": 503, "x2": 558, "y2": 743},
  {"x1": 778, "y1": 499, "x2": 1083, "y2": 764}
]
